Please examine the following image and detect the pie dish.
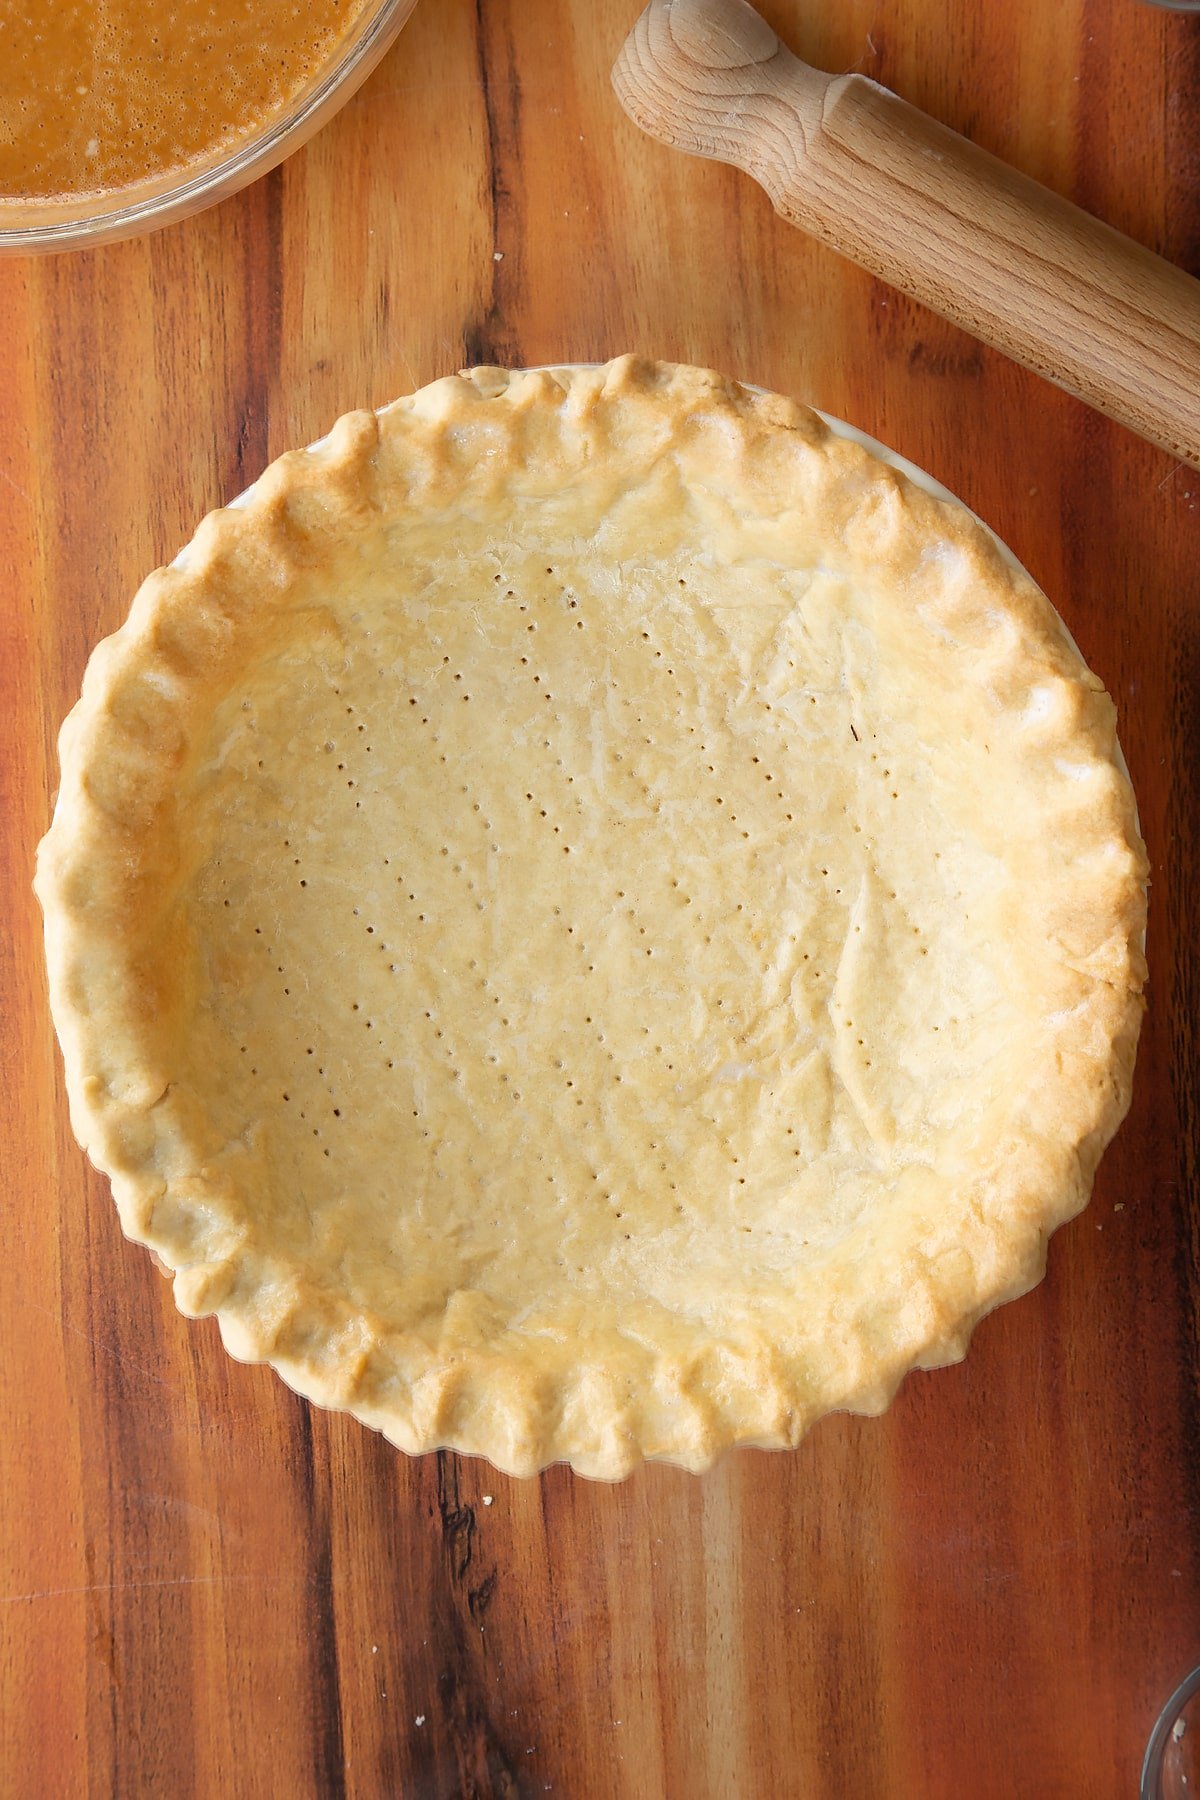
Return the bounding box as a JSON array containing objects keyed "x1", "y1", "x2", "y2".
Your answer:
[{"x1": 35, "y1": 357, "x2": 1148, "y2": 1478}]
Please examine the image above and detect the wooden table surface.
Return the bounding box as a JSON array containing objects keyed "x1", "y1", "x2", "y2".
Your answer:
[{"x1": 3, "y1": 2, "x2": 1200, "y2": 1794}]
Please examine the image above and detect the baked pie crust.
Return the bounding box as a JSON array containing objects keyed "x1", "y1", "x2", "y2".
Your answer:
[{"x1": 36, "y1": 358, "x2": 1147, "y2": 1478}]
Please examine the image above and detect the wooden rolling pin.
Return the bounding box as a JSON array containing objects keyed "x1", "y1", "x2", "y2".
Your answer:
[{"x1": 612, "y1": 0, "x2": 1200, "y2": 468}]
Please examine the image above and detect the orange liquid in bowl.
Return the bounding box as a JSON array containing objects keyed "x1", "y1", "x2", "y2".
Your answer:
[{"x1": 0, "y1": 0, "x2": 377, "y2": 201}]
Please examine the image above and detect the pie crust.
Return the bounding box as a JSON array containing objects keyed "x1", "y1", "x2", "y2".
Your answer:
[{"x1": 36, "y1": 358, "x2": 1148, "y2": 1478}]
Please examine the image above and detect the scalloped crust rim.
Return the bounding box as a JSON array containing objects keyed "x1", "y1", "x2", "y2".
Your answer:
[{"x1": 35, "y1": 357, "x2": 1148, "y2": 1479}]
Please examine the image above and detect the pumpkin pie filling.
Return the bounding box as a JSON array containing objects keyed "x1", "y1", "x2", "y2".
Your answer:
[{"x1": 0, "y1": 0, "x2": 376, "y2": 201}]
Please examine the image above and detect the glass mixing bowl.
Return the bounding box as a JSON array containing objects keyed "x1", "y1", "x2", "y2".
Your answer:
[
  {"x1": 0, "y1": 0, "x2": 418, "y2": 256},
  {"x1": 1143, "y1": 1666, "x2": 1200, "y2": 1799}
]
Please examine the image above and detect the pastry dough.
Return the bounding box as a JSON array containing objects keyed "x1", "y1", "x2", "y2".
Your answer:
[{"x1": 36, "y1": 359, "x2": 1147, "y2": 1477}]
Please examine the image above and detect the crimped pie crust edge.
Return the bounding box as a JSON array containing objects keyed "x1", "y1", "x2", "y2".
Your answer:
[{"x1": 35, "y1": 357, "x2": 1148, "y2": 1478}]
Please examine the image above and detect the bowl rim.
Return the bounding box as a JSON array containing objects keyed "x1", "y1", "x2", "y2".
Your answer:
[{"x1": 1142, "y1": 1664, "x2": 1200, "y2": 1798}]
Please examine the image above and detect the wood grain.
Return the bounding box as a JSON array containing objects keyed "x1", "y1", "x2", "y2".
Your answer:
[
  {"x1": 613, "y1": 0, "x2": 1200, "y2": 467},
  {"x1": 2, "y1": 1, "x2": 1199, "y2": 1794}
]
